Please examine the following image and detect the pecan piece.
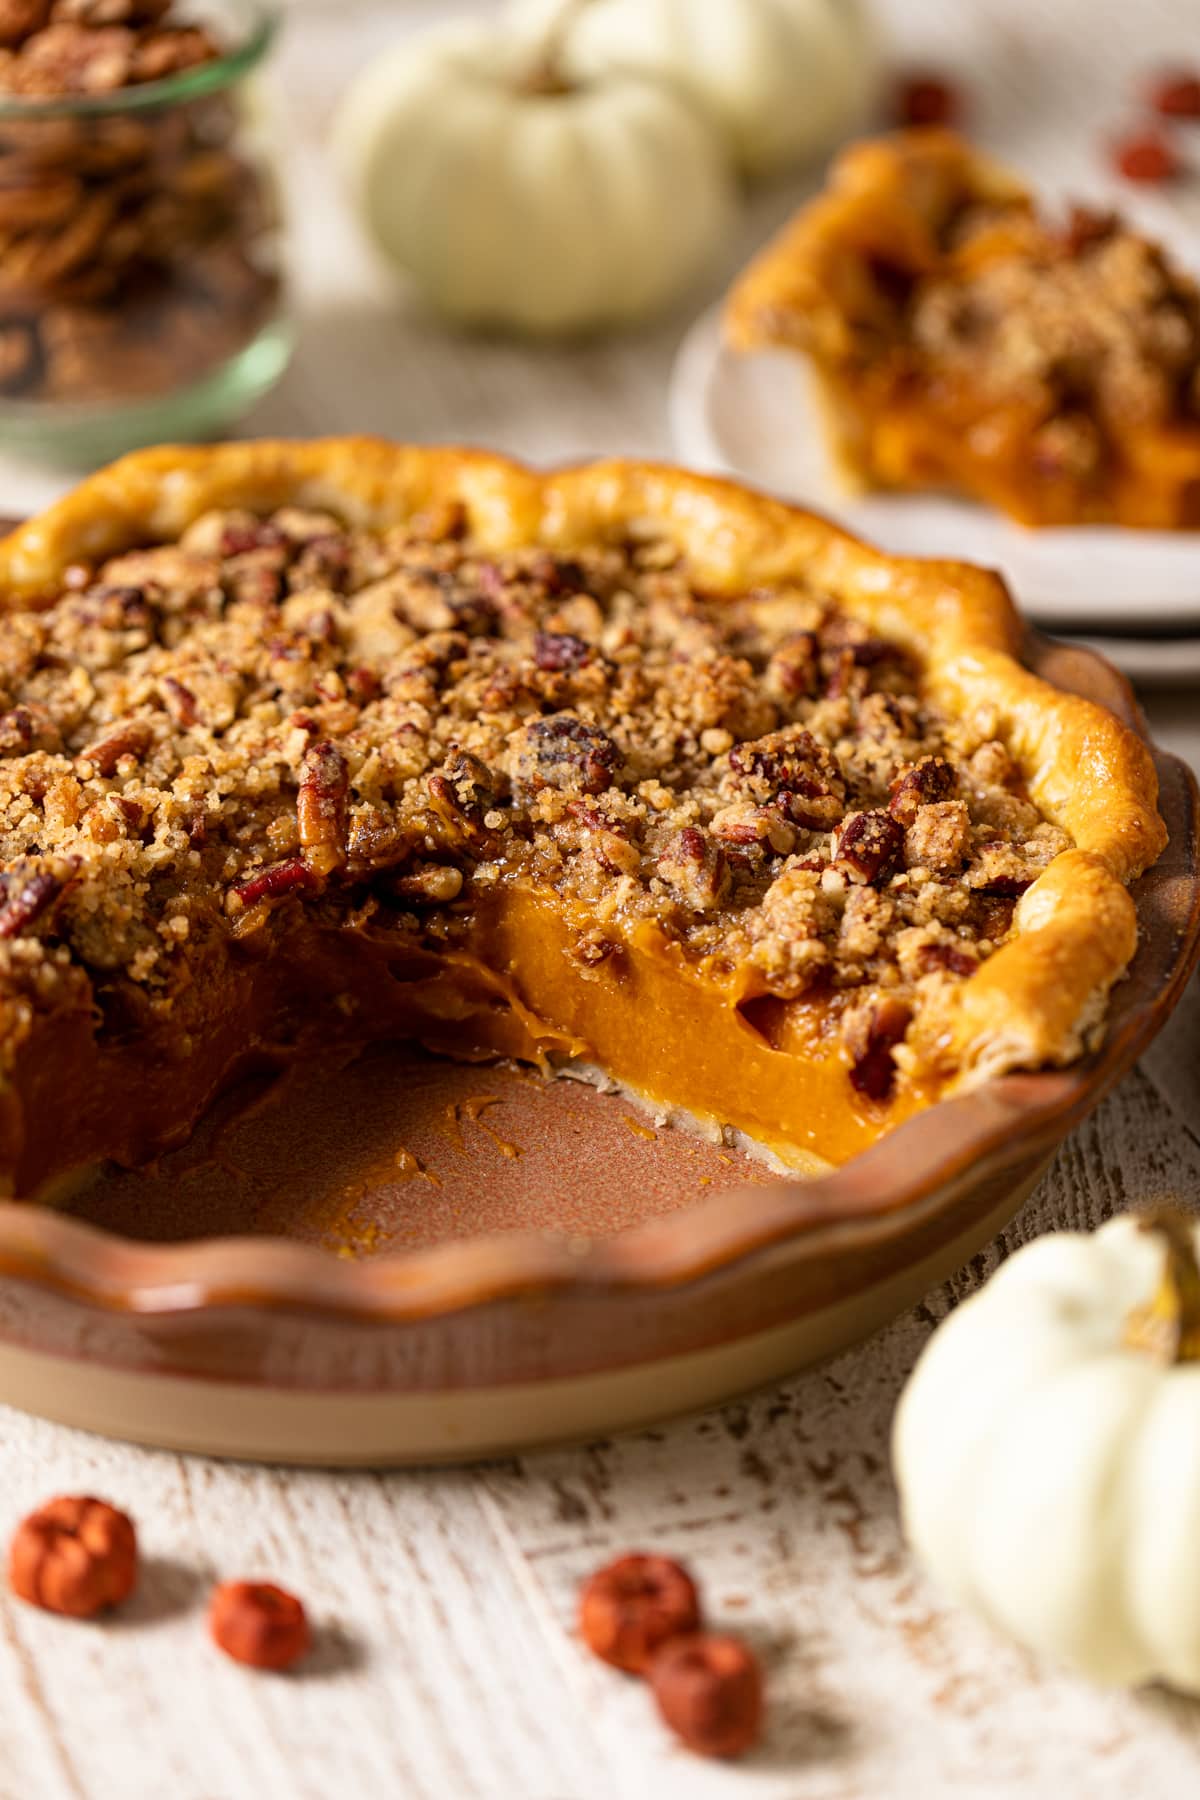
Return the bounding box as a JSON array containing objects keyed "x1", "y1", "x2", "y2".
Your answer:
[
  {"x1": 569, "y1": 927, "x2": 620, "y2": 969},
  {"x1": 159, "y1": 674, "x2": 197, "y2": 727},
  {"x1": 527, "y1": 551, "x2": 585, "y2": 596},
  {"x1": 709, "y1": 803, "x2": 795, "y2": 857},
  {"x1": 649, "y1": 1633, "x2": 765, "y2": 1760},
  {"x1": 579, "y1": 1554, "x2": 701, "y2": 1675},
  {"x1": 0, "y1": 858, "x2": 77, "y2": 939},
  {"x1": 427, "y1": 748, "x2": 500, "y2": 843},
  {"x1": 52, "y1": 0, "x2": 170, "y2": 22},
  {"x1": 843, "y1": 994, "x2": 913, "y2": 1101},
  {"x1": 533, "y1": 630, "x2": 590, "y2": 673},
  {"x1": 727, "y1": 726, "x2": 844, "y2": 829},
  {"x1": 78, "y1": 716, "x2": 153, "y2": 776},
  {"x1": 1059, "y1": 204, "x2": 1119, "y2": 257},
  {"x1": 567, "y1": 801, "x2": 641, "y2": 876},
  {"x1": 888, "y1": 755, "x2": 957, "y2": 827},
  {"x1": 517, "y1": 713, "x2": 619, "y2": 795},
  {"x1": 656, "y1": 827, "x2": 729, "y2": 912},
  {"x1": 820, "y1": 617, "x2": 908, "y2": 699},
  {"x1": 763, "y1": 630, "x2": 819, "y2": 704},
  {"x1": 974, "y1": 872, "x2": 1034, "y2": 897},
  {"x1": 209, "y1": 1580, "x2": 311, "y2": 1671},
  {"x1": 0, "y1": 320, "x2": 40, "y2": 397},
  {"x1": 296, "y1": 741, "x2": 348, "y2": 876},
  {"x1": 8, "y1": 1496, "x2": 137, "y2": 1618},
  {"x1": 919, "y1": 941, "x2": 980, "y2": 978},
  {"x1": 0, "y1": 702, "x2": 61, "y2": 755},
  {"x1": 228, "y1": 855, "x2": 317, "y2": 912},
  {"x1": 0, "y1": 0, "x2": 51, "y2": 46},
  {"x1": 831, "y1": 810, "x2": 904, "y2": 884}
]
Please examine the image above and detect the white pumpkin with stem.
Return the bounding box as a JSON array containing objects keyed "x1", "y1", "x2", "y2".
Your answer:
[
  {"x1": 509, "y1": 0, "x2": 880, "y2": 178},
  {"x1": 893, "y1": 1211, "x2": 1200, "y2": 1694},
  {"x1": 331, "y1": 10, "x2": 735, "y2": 337}
]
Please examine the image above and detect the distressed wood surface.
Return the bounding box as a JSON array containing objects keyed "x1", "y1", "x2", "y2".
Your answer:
[{"x1": 1, "y1": 1, "x2": 1200, "y2": 1796}]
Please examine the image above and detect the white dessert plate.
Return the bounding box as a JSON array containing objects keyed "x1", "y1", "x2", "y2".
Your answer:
[{"x1": 669, "y1": 304, "x2": 1200, "y2": 634}]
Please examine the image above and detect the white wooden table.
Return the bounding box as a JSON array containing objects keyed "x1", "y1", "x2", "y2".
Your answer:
[{"x1": 2, "y1": 2, "x2": 1200, "y2": 1795}]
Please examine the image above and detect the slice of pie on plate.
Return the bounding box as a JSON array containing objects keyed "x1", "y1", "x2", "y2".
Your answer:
[
  {"x1": 0, "y1": 440, "x2": 1166, "y2": 1197},
  {"x1": 725, "y1": 129, "x2": 1200, "y2": 529}
]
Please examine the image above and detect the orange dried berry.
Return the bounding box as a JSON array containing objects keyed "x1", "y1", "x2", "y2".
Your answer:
[
  {"x1": 649, "y1": 1632, "x2": 765, "y2": 1760},
  {"x1": 8, "y1": 1495, "x2": 137, "y2": 1618},
  {"x1": 578, "y1": 1553, "x2": 701, "y2": 1675},
  {"x1": 208, "y1": 1580, "x2": 312, "y2": 1671},
  {"x1": 1112, "y1": 129, "x2": 1181, "y2": 183},
  {"x1": 1150, "y1": 71, "x2": 1200, "y2": 118},
  {"x1": 895, "y1": 73, "x2": 962, "y2": 128}
]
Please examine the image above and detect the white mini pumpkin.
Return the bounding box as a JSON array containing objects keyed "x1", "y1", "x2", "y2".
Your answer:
[
  {"x1": 509, "y1": 0, "x2": 880, "y2": 177},
  {"x1": 893, "y1": 1212, "x2": 1200, "y2": 1694},
  {"x1": 332, "y1": 20, "x2": 735, "y2": 336}
]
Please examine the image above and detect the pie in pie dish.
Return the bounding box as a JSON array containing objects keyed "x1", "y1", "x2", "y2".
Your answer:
[
  {"x1": 0, "y1": 440, "x2": 1166, "y2": 1198},
  {"x1": 725, "y1": 129, "x2": 1200, "y2": 528}
]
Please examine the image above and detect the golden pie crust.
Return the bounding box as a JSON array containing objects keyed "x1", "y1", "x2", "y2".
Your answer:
[
  {"x1": 0, "y1": 439, "x2": 1167, "y2": 1196},
  {"x1": 725, "y1": 130, "x2": 1200, "y2": 528}
]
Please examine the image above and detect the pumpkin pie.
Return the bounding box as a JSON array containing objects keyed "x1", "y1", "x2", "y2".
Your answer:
[
  {"x1": 0, "y1": 440, "x2": 1165, "y2": 1197},
  {"x1": 725, "y1": 130, "x2": 1200, "y2": 528}
]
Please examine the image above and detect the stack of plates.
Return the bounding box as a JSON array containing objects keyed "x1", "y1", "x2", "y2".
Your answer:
[{"x1": 669, "y1": 306, "x2": 1200, "y2": 687}]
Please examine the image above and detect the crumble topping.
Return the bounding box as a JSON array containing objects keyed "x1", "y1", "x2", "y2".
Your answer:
[
  {"x1": 908, "y1": 203, "x2": 1200, "y2": 471},
  {"x1": 0, "y1": 505, "x2": 1071, "y2": 1098}
]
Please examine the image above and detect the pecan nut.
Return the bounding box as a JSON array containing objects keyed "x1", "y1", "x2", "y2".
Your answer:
[
  {"x1": 78, "y1": 715, "x2": 153, "y2": 776},
  {"x1": 0, "y1": 856, "x2": 78, "y2": 938},
  {"x1": 831, "y1": 809, "x2": 904, "y2": 884},
  {"x1": 648, "y1": 1633, "x2": 765, "y2": 1759},
  {"x1": 919, "y1": 940, "x2": 979, "y2": 978},
  {"x1": 727, "y1": 726, "x2": 844, "y2": 829},
  {"x1": 656, "y1": 827, "x2": 730, "y2": 911},
  {"x1": 888, "y1": 754, "x2": 957, "y2": 826},
  {"x1": 517, "y1": 713, "x2": 619, "y2": 796},
  {"x1": 296, "y1": 740, "x2": 349, "y2": 876},
  {"x1": 842, "y1": 994, "x2": 913, "y2": 1100},
  {"x1": 8, "y1": 1495, "x2": 137, "y2": 1617},
  {"x1": 533, "y1": 630, "x2": 590, "y2": 673},
  {"x1": 579, "y1": 1553, "x2": 701, "y2": 1675},
  {"x1": 426, "y1": 749, "x2": 500, "y2": 839},
  {"x1": 227, "y1": 854, "x2": 317, "y2": 913},
  {"x1": 763, "y1": 630, "x2": 819, "y2": 705},
  {"x1": 208, "y1": 1580, "x2": 311, "y2": 1671}
]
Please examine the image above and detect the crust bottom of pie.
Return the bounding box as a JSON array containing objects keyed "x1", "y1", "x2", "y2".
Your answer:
[{"x1": 1, "y1": 881, "x2": 933, "y2": 1201}]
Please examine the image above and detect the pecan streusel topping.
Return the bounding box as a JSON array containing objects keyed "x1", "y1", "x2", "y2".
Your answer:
[{"x1": 0, "y1": 504, "x2": 1070, "y2": 1098}]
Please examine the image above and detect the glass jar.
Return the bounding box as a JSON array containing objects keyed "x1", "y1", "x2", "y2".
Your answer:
[{"x1": 0, "y1": 0, "x2": 290, "y2": 465}]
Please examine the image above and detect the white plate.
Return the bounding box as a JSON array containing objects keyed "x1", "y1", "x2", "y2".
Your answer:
[
  {"x1": 669, "y1": 305, "x2": 1200, "y2": 633},
  {"x1": 1072, "y1": 632, "x2": 1200, "y2": 688}
]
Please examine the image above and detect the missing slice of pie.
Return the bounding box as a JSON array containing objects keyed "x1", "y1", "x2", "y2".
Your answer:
[
  {"x1": 725, "y1": 129, "x2": 1200, "y2": 528},
  {"x1": 0, "y1": 439, "x2": 1166, "y2": 1197}
]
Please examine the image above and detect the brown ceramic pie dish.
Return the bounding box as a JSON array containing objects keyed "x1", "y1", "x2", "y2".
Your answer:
[{"x1": 0, "y1": 479, "x2": 1194, "y2": 1464}]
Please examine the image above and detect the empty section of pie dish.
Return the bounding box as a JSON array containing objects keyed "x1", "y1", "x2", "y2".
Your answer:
[{"x1": 0, "y1": 441, "x2": 1191, "y2": 1462}]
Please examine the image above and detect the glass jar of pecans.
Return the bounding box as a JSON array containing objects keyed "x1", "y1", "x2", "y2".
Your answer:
[{"x1": 0, "y1": 0, "x2": 289, "y2": 463}]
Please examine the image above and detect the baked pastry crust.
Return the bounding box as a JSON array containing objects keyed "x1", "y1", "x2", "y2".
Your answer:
[
  {"x1": 0, "y1": 439, "x2": 1167, "y2": 1188},
  {"x1": 725, "y1": 130, "x2": 1200, "y2": 528}
]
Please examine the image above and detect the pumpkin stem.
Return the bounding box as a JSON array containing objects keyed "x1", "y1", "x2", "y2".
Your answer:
[
  {"x1": 1123, "y1": 1210, "x2": 1200, "y2": 1364},
  {"x1": 520, "y1": 0, "x2": 597, "y2": 97}
]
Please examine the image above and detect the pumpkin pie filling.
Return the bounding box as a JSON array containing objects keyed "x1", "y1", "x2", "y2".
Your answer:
[
  {"x1": 0, "y1": 452, "x2": 1158, "y2": 1199},
  {"x1": 725, "y1": 130, "x2": 1200, "y2": 529}
]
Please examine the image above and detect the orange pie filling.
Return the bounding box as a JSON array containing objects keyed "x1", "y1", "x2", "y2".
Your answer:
[{"x1": 0, "y1": 491, "x2": 1074, "y2": 1198}]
